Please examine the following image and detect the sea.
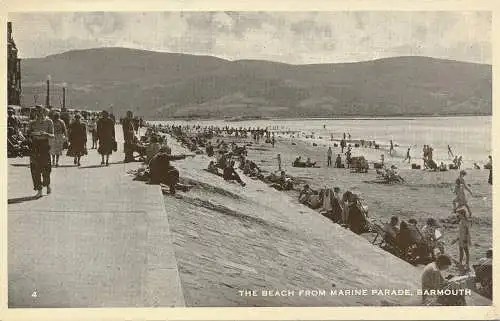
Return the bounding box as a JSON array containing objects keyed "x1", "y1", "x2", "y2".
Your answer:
[{"x1": 152, "y1": 116, "x2": 492, "y2": 168}]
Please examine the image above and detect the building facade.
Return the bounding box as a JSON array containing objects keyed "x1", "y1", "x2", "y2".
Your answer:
[{"x1": 7, "y1": 21, "x2": 21, "y2": 106}]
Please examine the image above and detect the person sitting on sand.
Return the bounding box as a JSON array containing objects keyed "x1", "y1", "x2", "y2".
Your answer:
[
  {"x1": 146, "y1": 136, "x2": 161, "y2": 164},
  {"x1": 270, "y1": 171, "x2": 293, "y2": 191},
  {"x1": 450, "y1": 208, "x2": 472, "y2": 270},
  {"x1": 223, "y1": 161, "x2": 246, "y2": 187},
  {"x1": 439, "y1": 162, "x2": 447, "y2": 172},
  {"x1": 298, "y1": 184, "x2": 314, "y2": 205},
  {"x1": 207, "y1": 161, "x2": 220, "y2": 175},
  {"x1": 148, "y1": 148, "x2": 195, "y2": 194},
  {"x1": 335, "y1": 154, "x2": 343, "y2": 168},
  {"x1": 206, "y1": 141, "x2": 214, "y2": 157},
  {"x1": 305, "y1": 157, "x2": 316, "y2": 167},
  {"x1": 421, "y1": 254, "x2": 452, "y2": 305},
  {"x1": 293, "y1": 156, "x2": 306, "y2": 168},
  {"x1": 217, "y1": 151, "x2": 228, "y2": 169},
  {"x1": 386, "y1": 216, "x2": 400, "y2": 239},
  {"x1": 421, "y1": 218, "x2": 445, "y2": 258},
  {"x1": 397, "y1": 221, "x2": 413, "y2": 257}
]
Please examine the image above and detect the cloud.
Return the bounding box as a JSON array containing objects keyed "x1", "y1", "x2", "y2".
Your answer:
[{"x1": 8, "y1": 11, "x2": 492, "y2": 64}]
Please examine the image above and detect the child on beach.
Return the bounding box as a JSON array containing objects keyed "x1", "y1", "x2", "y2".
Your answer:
[
  {"x1": 450, "y1": 208, "x2": 472, "y2": 270},
  {"x1": 453, "y1": 170, "x2": 473, "y2": 217},
  {"x1": 403, "y1": 147, "x2": 411, "y2": 164}
]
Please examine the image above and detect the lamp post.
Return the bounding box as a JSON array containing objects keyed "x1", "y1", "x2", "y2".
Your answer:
[
  {"x1": 62, "y1": 82, "x2": 67, "y2": 110},
  {"x1": 45, "y1": 75, "x2": 51, "y2": 108}
]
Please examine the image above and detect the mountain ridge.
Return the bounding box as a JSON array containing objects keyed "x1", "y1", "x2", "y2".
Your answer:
[{"x1": 20, "y1": 47, "x2": 492, "y2": 119}]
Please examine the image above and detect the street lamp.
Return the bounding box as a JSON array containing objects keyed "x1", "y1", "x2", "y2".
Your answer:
[
  {"x1": 45, "y1": 75, "x2": 51, "y2": 108},
  {"x1": 62, "y1": 82, "x2": 67, "y2": 110}
]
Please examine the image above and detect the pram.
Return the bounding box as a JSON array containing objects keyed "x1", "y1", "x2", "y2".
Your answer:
[{"x1": 7, "y1": 132, "x2": 30, "y2": 158}]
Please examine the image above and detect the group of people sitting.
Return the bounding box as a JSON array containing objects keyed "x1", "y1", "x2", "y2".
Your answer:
[
  {"x1": 293, "y1": 156, "x2": 318, "y2": 168},
  {"x1": 376, "y1": 165, "x2": 405, "y2": 183},
  {"x1": 297, "y1": 185, "x2": 370, "y2": 234}
]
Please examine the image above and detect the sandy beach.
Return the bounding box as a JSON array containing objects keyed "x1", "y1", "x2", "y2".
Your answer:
[
  {"x1": 240, "y1": 135, "x2": 492, "y2": 265},
  {"x1": 159, "y1": 130, "x2": 491, "y2": 306}
]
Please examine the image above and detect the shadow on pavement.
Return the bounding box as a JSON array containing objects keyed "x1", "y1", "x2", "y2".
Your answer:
[{"x1": 8, "y1": 195, "x2": 41, "y2": 204}]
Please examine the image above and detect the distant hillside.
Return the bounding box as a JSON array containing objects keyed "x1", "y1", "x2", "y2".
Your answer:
[{"x1": 20, "y1": 47, "x2": 492, "y2": 119}]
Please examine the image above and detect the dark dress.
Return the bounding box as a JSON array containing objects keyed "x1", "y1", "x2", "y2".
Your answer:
[
  {"x1": 97, "y1": 117, "x2": 116, "y2": 155},
  {"x1": 68, "y1": 121, "x2": 87, "y2": 156}
]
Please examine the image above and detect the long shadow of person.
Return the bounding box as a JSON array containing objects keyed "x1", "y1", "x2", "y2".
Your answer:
[{"x1": 8, "y1": 195, "x2": 42, "y2": 204}]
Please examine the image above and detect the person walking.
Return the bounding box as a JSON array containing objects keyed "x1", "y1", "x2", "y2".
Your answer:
[
  {"x1": 49, "y1": 112, "x2": 67, "y2": 167},
  {"x1": 403, "y1": 147, "x2": 411, "y2": 164},
  {"x1": 97, "y1": 110, "x2": 116, "y2": 166},
  {"x1": 28, "y1": 105, "x2": 54, "y2": 197},
  {"x1": 327, "y1": 146, "x2": 333, "y2": 167},
  {"x1": 277, "y1": 153, "x2": 282, "y2": 172},
  {"x1": 122, "y1": 110, "x2": 135, "y2": 163},
  {"x1": 68, "y1": 114, "x2": 87, "y2": 166},
  {"x1": 487, "y1": 155, "x2": 492, "y2": 185},
  {"x1": 447, "y1": 145, "x2": 454, "y2": 158},
  {"x1": 390, "y1": 140, "x2": 394, "y2": 156},
  {"x1": 88, "y1": 117, "x2": 98, "y2": 149}
]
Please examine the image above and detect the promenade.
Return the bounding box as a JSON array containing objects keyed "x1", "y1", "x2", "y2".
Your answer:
[{"x1": 7, "y1": 126, "x2": 185, "y2": 308}]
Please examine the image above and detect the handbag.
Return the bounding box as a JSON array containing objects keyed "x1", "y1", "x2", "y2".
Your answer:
[{"x1": 112, "y1": 141, "x2": 118, "y2": 152}]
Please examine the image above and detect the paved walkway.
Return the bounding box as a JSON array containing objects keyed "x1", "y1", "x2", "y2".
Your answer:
[{"x1": 8, "y1": 126, "x2": 185, "y2": 308}]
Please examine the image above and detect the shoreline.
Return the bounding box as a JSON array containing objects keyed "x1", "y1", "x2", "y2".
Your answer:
[{"x1": 149, "y1": 114, "x2": 492, "y2": 122}]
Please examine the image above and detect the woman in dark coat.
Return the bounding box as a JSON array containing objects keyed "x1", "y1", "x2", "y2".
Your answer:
[
  {"x1": 68, "y1": 113, "x2": 87, "y2": 166},
  {"x1": 97, "y1": 110, "x2": 116, "y2": 166}
]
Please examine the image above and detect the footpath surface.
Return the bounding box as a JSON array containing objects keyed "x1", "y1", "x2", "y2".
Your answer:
[{"x1": 7, "y1": 126, "x2": 185, "y2": 308}]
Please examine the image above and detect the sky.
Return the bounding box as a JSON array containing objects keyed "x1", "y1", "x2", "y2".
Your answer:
[{"x1": 9, "y1": 11, "x2": 492, "y2": 64}]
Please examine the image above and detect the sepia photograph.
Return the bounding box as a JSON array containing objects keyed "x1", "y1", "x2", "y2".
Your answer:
[{"x1": 6, "y1": 10, "x2": 493, "y2": 311}]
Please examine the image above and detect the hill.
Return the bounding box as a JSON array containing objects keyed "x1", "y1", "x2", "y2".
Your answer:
[{"x1": 20, "y1": 47, "x2": 492, "y2": 119}]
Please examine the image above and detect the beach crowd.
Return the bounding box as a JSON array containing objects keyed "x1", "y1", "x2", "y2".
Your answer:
[{"x1": 8, "y1": 110, "x2": 493, "y2": 305}]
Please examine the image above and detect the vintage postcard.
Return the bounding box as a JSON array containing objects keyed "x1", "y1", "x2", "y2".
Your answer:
[{"x1": 2, "y1": 0, "x2": 497, "y2": 320}]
